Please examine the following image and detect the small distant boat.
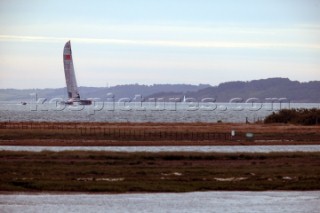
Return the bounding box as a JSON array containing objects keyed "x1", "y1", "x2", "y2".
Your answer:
[
  {"x1": 21, "y1": 102, "x2": 27, "y2": 105},
  {"x1": 182, "y1": 95, "x2": 187, "y2": 102},
  {"x1": 62, "y1": 41, "x2": 92, "y2": 105}
]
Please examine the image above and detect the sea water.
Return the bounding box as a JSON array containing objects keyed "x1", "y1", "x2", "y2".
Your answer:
[
  {"x1": 0, "y1": 191, "x2": 319, "y2": 213},
  {"x1": 0, "y1": 101, "x2": 319, "y2": 123},
  {"x1": 1, "y1": 145, "x2": 320, "y2": 152}
]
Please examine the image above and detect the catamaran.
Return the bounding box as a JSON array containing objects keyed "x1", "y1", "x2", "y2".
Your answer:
[{"x1": 62, "y1": 41, "x2": 91, "y2": 105}]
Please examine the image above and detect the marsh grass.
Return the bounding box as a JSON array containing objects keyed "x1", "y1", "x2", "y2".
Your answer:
[{"x1": 0, "y1": 151, "x2": 319, "y2": 192}]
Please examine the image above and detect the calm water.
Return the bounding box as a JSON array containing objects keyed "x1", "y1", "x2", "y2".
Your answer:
[
  {"x1": 1, "y1": 191, "x2": 319, "y2": 213},
  {"x1": 1, "y1": 145, "x2": 320, "y2": 152},
  {"x1": 0, "y1": 102, "x2": 319, "y2": 123}
]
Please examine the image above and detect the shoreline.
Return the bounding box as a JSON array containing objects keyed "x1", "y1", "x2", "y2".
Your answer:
[
  {"x1": 1, "y1": 190, "x2": 320, "y2": 195},
  {"x1": 1, "y1": 139, "x2": 320, "y2": 146}
]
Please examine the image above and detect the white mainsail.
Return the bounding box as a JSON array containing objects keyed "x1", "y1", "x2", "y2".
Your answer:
[
  {"x1": 63, "y1": 41, "x2": 80, "y2": 101},
  {"x1": 183, "y1": 95, "x2": 186, "y2": 102},
  {"x1": 63, "y1": 41, "x2": 91, "y2": 105}
]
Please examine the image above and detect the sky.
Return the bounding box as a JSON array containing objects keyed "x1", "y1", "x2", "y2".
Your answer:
[{"x1": 0, "y1": 0, "x2": 319, "y2": 89}]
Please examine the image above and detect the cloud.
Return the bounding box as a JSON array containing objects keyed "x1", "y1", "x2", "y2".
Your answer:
[{"x1": 1, "y1": 34, "x2": 319, "y2": 50}]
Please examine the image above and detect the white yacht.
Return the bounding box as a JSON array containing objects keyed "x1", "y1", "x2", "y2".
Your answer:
[{"x1": 62, "y1": 41, "x2": 91, "y2": 105}]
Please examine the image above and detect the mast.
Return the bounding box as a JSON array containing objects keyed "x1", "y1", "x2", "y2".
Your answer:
[{"x1": 63, "y1": 41, "x2": 80, "y2": 101}]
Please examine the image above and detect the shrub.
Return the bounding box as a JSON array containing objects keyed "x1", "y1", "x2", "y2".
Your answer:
[{"x1": 264, "y1": 108, "x2": 320, "y2": 125}]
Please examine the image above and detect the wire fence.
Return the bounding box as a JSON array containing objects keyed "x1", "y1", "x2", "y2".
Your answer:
[
  {"x1": 1, "y1": 122, "x2": 319, "y2": 142},
  {"x1": 0, "y1": 122, "x2": 235, "y2": 141}
]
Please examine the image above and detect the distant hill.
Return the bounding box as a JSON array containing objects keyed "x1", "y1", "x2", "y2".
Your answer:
[
  {"x1": 146, "y1": 78, "x2": 320, "y2": 103},
  {"x1": 1, "y1": 78, "x2": 319, "y2": 103},
  {"x1": 0, "y1": 84, "x2": 210, "y2": 102}
]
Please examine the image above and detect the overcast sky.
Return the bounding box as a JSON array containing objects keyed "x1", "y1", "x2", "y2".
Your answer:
[{"x1": 0, "y1": 0, "x2": 320, "y2": 89}]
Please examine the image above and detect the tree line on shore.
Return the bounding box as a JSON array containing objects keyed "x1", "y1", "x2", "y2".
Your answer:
[{"x1": 264, "y1": 108, "x2": 320, "y2": 125}]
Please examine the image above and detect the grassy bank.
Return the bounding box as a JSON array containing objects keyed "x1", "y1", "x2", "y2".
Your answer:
[
  {"x1": 1, "y1": 122, "x2": 320, "y2": 144},
  {"x1": 1, "y1": 151, "x2": 319, "y2": 192}
]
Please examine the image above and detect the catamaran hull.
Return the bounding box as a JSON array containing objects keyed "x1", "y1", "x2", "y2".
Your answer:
[{"x1": 63, "y1": 100, "x2": 92, "y2": 105}]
